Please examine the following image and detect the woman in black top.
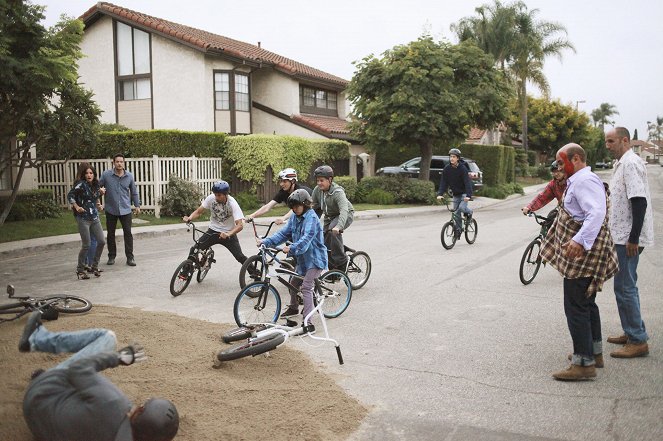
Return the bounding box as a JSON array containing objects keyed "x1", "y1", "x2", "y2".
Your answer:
[{"x1": 67, "y1": 163, "x2": 106, "y2": 279}]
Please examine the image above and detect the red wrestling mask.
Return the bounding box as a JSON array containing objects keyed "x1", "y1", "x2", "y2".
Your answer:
[{"x1": 557, "y1": 152, "x2": 575, "y2": 176}]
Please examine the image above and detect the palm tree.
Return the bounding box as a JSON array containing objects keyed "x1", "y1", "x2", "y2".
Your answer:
[
  {"x1": 591, "y1": 103, "x2": 619, "y2": 127},
  {"x1": 648, "y1": 116, "x2": 663, "y2": 160}
]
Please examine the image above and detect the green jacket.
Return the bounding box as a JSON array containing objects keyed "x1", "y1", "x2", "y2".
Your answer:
[{"x1": 312, "y1": 182, "x2": 354, "y2": 231}]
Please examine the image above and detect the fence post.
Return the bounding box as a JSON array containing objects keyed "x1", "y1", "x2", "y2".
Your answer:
[
  {"x1": 191, "y1": 155, "x2": 197, "y2": 182},
  {"x1": 152, "y1": 155, "x2": 161, "y2": 218}
]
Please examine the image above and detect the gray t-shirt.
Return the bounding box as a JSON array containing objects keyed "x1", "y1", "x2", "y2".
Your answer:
[{"x1": 201, "y1": 194, "x2": 244, "y2": 232}]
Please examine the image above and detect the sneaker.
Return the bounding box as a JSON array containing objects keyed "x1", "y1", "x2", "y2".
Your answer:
[
  {"x1": 454, "y1": 230, "x2": 462, "y2": 239},
  {"x1": 19, "y1": 311, "x2": 42, "y2": 352},
  {"x1": 126, "y1": 258, "x2": 136, "y2": 267},
  {"x1": 279, "y1": 307, "x2": 299, "y2": 318},
  {"x1": 107, "y1": 257, "x2": 115, "y2": 265}
]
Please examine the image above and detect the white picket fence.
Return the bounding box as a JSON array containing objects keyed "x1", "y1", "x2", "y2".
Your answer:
[{"x1": 38, "y1": 155, "x2": 223, "y2": 217}]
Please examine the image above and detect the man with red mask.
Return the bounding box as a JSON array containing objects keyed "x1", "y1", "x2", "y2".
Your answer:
[{"x1": 540, "y1": 144, "x2": 618, "y2": 381}]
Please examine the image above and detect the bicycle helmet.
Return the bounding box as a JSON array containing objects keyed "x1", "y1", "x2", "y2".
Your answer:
[
  {"x1": 132, "y1": 398, "x2": 179, "y2": 441},
  {"x1": 550, "y1": 160, "x2": 562, "y2": 172},
  {"x1": 287, "y1": 188, "x2": 313, "y2": 209},
  {"x1": 278, "y1": 168, "x2": 298, "y2": 182},
  {"x1": 449, "y1": 148, "x2": 462, "y2": 158},
  {"x1": 211, "y1": 180, "x2": 230, "y2": 194},
  {"x1": 313, "y1": 165, "x2": 334, "y2": 178}
]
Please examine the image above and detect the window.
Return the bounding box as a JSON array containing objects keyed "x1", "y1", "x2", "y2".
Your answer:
[
  {"x1": 116, "y1": 22, "x2": 151, "y2": 101},
  {"x1": 235, "y1": 73, "x2": 249, "y2": 112},
  {"x1": 299, "y1": 85, "x2": 338, "y2": 116},
  {"x1": 214, "y1": 72, "x2": 250, "y2": 111},
  {"x1": 214, "y1": 73, "x2": 230, "y2": 110}
]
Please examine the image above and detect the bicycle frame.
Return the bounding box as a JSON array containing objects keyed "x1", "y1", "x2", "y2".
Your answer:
[{"x1": 185, "y1": 221, "x2": 216, "y2": 264}]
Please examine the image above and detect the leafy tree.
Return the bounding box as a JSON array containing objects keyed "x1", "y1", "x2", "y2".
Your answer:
[
  {"x1": 347, "y1": 36, "x2": 512, "y2": 181},
  {"x1": 0, "y1": 0, "x2": 100, "y2": 224},
  {"x1": 590, "y1": 102, "x2": 619, "y2": 127}
]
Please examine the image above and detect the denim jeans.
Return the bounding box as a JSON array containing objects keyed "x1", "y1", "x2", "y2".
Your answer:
[
  {"x1": 614, "y1": 245, "x2": 648, "y2": 343},
  {"x1": 76, "y1": 217, "x2": 106, "y2": 271},
  {"x1": 86, "y1": 235, "x2": 98, "y2": 266},
  {"x1": 564, "y1": 277, "x2": 602, "y2": 366},
  {"x1": 28, "y1": 326, "x2": 117, "y2": 370},
  {"x1": 452, "y1": 194, "x2": 473, "y2": 232}
]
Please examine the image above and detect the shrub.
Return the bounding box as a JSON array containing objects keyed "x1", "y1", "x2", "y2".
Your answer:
[
  {"x1": 159, "y1": 175, "x2": 204, "y2": 217},
  {"x1": 233, "y1": 191, "x2": 262, "y2": 211},
  {"x1": 364, "y1": 188, "x2": 395, "y2": 205},
  {"x1": 536, "y1": 164, "x2": 552, "y2": 180},
  {"x1": 333, "y1": 176, "x2": 358, "y2": 202},
  {"x1": 357, "y1": 176, "x2": 435, "y2": 204},
  {"x1": 0, "y1": 189, "x2": 62, "y2": 221},
  {"x1": 481, "y1": 182, "x2": 524, "y2": 199}
]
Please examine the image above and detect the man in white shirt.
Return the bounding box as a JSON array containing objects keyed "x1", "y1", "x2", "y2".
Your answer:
[
  {"x1": 182, "y1": 180, "x2": 247, "y2": 266},
  {"x1": 604, "y1": 127, "x2": 653, "y2": 358}
]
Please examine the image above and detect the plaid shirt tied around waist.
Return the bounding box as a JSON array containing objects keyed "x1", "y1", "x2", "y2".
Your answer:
[{"x1": 539, "y1": 190, "x2": 618, "y2": 296}]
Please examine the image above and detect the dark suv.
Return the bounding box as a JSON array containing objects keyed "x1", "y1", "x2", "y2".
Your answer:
[{"x1": 376, "y1": 156, "x2": 484, "y2": 192}]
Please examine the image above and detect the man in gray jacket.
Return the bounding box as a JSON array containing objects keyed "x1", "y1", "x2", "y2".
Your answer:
[
  {"x1": 19, "y1": 311, "x2": 179, "y2": 441},
  {"x1": 311, "y1": 165, "x2": 355, "y2": 270}
]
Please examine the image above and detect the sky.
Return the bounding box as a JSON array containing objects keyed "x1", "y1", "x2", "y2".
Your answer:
[{"x1": 37, "y1": 0, "x2": 663, "y2": 141}]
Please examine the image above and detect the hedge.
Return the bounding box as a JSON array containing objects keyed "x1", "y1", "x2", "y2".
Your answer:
[
  {"x1": 460, "y1": 143, "x2": 515, "y2": 187},
  {"x1": 0, "y1": 189, "x2": 62, "y2": 221}
]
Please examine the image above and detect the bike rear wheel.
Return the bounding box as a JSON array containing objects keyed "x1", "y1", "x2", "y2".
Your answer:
[
  {"x1": 234, "y1": 282, "x2": 282, "y2": 327},
  {"x1": 221, "y1": 324, "x2": 270, "y2": 344},
  {"x1": 170, "y1": 259, "x2": 194, "y2": 297},
  {"x1": 519, "y1": 238, "x2": 542, "y2": 285},
  {"x1": 44, "y1": 295, "x2": 92, "y2": 313},
  {"x1": 217, "y1": 333, "x2": 285, "y2": 361},
  {"x1": 196, "y1": 249, "x2": 214, "y2": 283},
  {"x1": 465, "y1": 218, "x2": 478, "y2": 244},
  {"x1": 441, "y1": 221, "x2": 457, "y2": 250},
  {"x1": 346, "y1": 251, "x2": 371, "y2": 290},
  {"x1": 318, "y1": 270, "x2": 352, "y2": 318}
]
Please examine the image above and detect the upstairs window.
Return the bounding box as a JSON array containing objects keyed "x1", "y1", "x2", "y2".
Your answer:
[
  {"x1": 214, "y1": 72, "x2": 250, "y2": 112},
  {"x1": 116, "y1": 22, "x2": 151, "y2": 101},
  {"x1": 214, "y1": 73, "x2": 230, "y2": 110},
  {"x1": 300, "y1": 85, "x2": 338, "y2": 116}
]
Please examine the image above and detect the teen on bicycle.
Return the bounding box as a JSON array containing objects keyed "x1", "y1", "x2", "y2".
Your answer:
[
  {"x1": 311, "y1": 165, "x2": 354, "y2": 270},
  {"x1": 182, "y1": 180, "x2": 248, "y2": 267},
  {"x1": 245, "y1": 168, "x2": 312, "y2": 224},
  {"x1": 436, "y1": 148, "x2": 473, "y2": 238},
  {"x1": 522, "y1": 160, "x2": 567, "y2": 215},
  {"x1": 259, "y1": 189, "x2": 328, "y2": 322}
]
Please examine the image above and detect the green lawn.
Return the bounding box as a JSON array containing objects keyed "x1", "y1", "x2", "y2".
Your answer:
[{"x1": 0, "y1": 204, "x2": 421, "y2": 243}]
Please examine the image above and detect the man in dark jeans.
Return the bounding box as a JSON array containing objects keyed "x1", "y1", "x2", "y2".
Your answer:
[{"x1": 99, "y1": 153, "x2": 141, "y2": 266}]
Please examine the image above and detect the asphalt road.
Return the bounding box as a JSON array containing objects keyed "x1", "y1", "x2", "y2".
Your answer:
[{"x1": 1, "y1": 167, "x2": 661, "y2": 441}]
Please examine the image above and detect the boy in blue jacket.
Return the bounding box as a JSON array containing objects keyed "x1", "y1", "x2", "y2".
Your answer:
[{"x1": 260, "y1": 189, "x2": 328, "y2": 323}]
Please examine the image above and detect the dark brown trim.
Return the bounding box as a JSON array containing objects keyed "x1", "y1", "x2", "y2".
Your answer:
[
  {"x1": 229, "y1": 72, "x2": 236, "y2": 135},
  {"x1": 299, "y1": 85, "x2": 339, "y2": 117},
  {"x1": 112, "y1": 20, "x2": 119, "y2": 124},
  {"x1": 149, "y1": 31, "x2": 154, "y2": 129}
]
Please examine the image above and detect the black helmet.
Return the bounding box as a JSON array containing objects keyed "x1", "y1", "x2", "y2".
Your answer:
[
  {"x1": 449, "y1": 148, "x2": 462, "y2": 158},
  {"x1": 313, "y1": 165, "x2": 334, "y2": 178},
  {"x1": 550, "y1": 160, "x2": 562, "y2": 172},
  {"x1": 287, "y1": 189, "x2": 313, "y2": 209},
  {"x1": 132, "y1": 398, "x2": 179, "y2": 441},
  {"x1": 211, "y1": 180, "x2": 230, "y2": 194}
]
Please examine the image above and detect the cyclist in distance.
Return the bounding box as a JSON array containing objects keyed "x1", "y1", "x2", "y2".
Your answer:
[
  {"x1": 245, "y1": 168, "x2": 312, "y2": 224},
  {"x1": 522, "y1": 160, "x2": 568, "y2": 215},
  {"x1": 182, "y1": 180, "x2": 248, "y2": 267},
  {"x1": 311, "y1": 165, "x2": 354, "y2": 271},
  {"x1": 436, "y1": 148, "x2": 473, "y2": 238},
  {"x1": 259, "y1": 189, "x2": 328, "y2": 321}
]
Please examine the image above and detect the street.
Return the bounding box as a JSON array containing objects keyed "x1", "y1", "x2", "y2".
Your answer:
[{"x1": 1, "y1": 166, "x2": 662, "y2": 440}]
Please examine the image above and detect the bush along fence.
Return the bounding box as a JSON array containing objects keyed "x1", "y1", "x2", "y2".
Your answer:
[{"x1": 460, "y1": 143, "x2": 516, "y2": 187}]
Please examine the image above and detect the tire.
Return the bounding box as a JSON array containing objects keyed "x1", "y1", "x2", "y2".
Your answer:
[
  {"x1": 239, "y1": 255, "x2": 294, "y2": 289},
  {"x1": 217, "y1": 333, "x2": 285, "y2": 362},
  {"x1": 318, "y1": 270, "x2": 352, "y2": 318},
  {"x1": 197, "y1": 249, "x2": 214, "y2": 283},
  {"x1": 465, "y1": 218, "x2": 478, "y2": 244},
  {"x1": 440, "y1": 221, "x2": 457, "y2": 250},
  {"x1": 234, "y1": 282, "x2": 282, "y2": 327},
  {"x1": 221, "y1": 324, "x2": 270, "y2": 344},
  {"x1": 519, "y1": 238, "x2": 542, "y2": 285},
  {"x1": 44, "y1": 295, "x2": 92, "y2": 313},
  {"x1": 346, "y1": 251, "x2": 371, "y2": 290},
  {"x1": 170, "y1": 259, "x2": 194, "y2": 297}
]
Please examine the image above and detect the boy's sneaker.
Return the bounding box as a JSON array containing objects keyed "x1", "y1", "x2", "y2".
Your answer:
[
  {"x1": 19, "y1": 311, "x2": 42, "y2": 352},
  {"x1": 279, "y1": 307, "x2": 299, "y2": 318}
]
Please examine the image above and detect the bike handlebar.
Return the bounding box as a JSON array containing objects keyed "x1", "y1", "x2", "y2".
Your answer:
[{"x1": 527, "y1": 212, "x2": 551, "y2": 225}]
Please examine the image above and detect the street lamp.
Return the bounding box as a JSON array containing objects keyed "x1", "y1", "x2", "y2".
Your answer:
[{"x1": 575, "y1": 100, "x2": 586, "y2": 111}]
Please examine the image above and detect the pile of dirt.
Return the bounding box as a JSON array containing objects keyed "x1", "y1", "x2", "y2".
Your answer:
[{"x1": 0, "y1": 306, "x2": 366, "y2": 440}]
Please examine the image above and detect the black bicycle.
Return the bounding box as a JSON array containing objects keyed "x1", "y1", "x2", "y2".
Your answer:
[
  {"x1": 169, "y1": 221, "x2": 217, "y2": 296},
  {"x1": 239, "y1": 220, "x2": 295, "y2": 289},
  {"x1": 0, "y1": 284, "x2": 92, "y2": 323},
  {"x1": 519, "y1": 209, "x2": 557, "y2": 285},
  {"x1": 440, "y1": 198, "x2": 477, "y2": 249}
]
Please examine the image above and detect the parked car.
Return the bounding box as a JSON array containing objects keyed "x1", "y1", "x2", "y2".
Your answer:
[
  {"x1": 594, "y1": 161, "x2": 612, "y2": 169},
  {"x1": 376, "y1": 156, "x2": 484, "y2": 192}
]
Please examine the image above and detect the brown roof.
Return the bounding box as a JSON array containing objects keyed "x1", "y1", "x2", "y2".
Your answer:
[
  {"x1": 81, "y1": 2, "x2": 348, "y2": 88},
  {"x1": 291, "y1": 114, "x2": 351, "y2": 135},
  {"x1": 466, "y1": 128, "x2": 485, "y2": 140}
]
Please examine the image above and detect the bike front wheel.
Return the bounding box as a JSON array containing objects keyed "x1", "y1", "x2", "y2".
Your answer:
[
  {"x1": 317, "y1": 270, "x2": 352, "y2": 318},
  {"x1": 170, "y1": 259, "x2": 195, "y2": 297},
  {"x1": 196, "y1": 249, "x2": 214, "y2": 283},
  {"x1": 440, "y1": 221, "x2": 457, "y2": 250},
  {"x1": 465, "y1": 218, "x2": 478, "y2": 244},
  {"x1": 234, "y1": 282, "x2": 282, "y2": 327},
  {"x1": 519, "y1": 238, "x2": 542, "y2": 285},
  {"x1": 346, "y1": 251, "x2": 371, "y2": 290},
  {"x1": 217, "y1": 333, "x2": 285, "y2": 362},
  {"x1": 42, "y1": 295, "x2": 92, "y2": 313}
]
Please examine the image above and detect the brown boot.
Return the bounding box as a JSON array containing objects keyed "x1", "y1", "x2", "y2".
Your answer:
[
  {"x1": 552, "y1": 365, "x2": 596, "y2": 381},
  {"x1": 567, "y1": 353, "x2": 604, "y2": 368},
  {"x1": 610, "y1": 342, "x2": 649, "y2": 358},
  {"x1": 607, "y1": 334, "x2": 628, "y2": 344}
]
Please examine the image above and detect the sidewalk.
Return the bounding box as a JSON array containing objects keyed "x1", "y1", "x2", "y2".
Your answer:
[{"x1": 0, "y1": 182, "x2": 546, "y2": 259}]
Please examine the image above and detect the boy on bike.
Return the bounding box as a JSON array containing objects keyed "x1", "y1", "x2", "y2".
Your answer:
[
  {"x1": 245, "y1": 168, "x2": 312, "y2": 224},
  {"x1": 436, "y1": 148, "x2": 473, "y2": 238},
  {"x1": 311, "y1": 165, "x2": 354, "y2": 270},
  {"x1": 522, "y1": 160, "x2": 567, "y2": 215},
  {"x1": 182, "y1": 180, "x2": 248, "y2": 267},
  {"x1": 259, "y1": 189, "x2": 328, "y2": 323}
]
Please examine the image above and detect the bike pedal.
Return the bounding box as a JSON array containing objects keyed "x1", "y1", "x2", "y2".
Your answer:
[{"x1": 285, "y1": 319, "x2": 298, "y2": 327}]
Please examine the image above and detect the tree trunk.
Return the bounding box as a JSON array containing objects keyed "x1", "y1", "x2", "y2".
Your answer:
[
  {"x1": 418, "y1": 140, "x2": 434, "y2": 181},
  {"x1": 520, "y1": 81, "x2": 529, "y2": 152},
  {"x1": 0, "y1": 149, "x2": 29, "y2": 225}
]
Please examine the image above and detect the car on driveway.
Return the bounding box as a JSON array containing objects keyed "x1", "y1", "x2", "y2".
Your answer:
[
  {"x1": 376, "y1": 156, "x2": 484, "y2": 192},
  {"x1": 594, "y1": 161, "x2": 612, "y2": 169}
]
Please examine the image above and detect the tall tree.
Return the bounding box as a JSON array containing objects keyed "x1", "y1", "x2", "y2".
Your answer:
[
  {"x1": 0, "y1": 0, "x2": 100, "y2": 225},
  {"x1": 347, "y1": 37, "x2": 512, "y2": 181},
  {"x1": 590, "y1": 102, "x2": 619, "y2": 127}
]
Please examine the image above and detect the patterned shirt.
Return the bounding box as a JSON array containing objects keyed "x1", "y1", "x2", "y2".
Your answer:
[
  {"x1": 609, "y1": 149, "x2": 654, "y2": 246},
  {"x1": 526, "y1": 179, "x2": 566, "y2": 212},
  {"x1": 202, "y1": 194, "x2": 244, "y2": 233},
  {"x1": 67, "y1": 180, "x2": 101, "y2": 221},
  {"x1": 563, "y1": 166, "x2": 606, "y2": 250}
]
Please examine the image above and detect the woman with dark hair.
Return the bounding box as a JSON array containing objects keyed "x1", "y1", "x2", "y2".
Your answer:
[{"x1": 67, "y1": 163, "x2": 106, "y2": 279}]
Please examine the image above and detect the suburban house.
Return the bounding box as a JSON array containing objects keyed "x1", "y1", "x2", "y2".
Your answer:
[
  {"x1": 77, "y1": 2, "x2": 372, "y2": 178},
  {"x1": 464, "y1": 123, "x2": 509, "y2": 146},
  {"x1": 630, "y1": 140, "x2": 660, "y2": 163}
]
